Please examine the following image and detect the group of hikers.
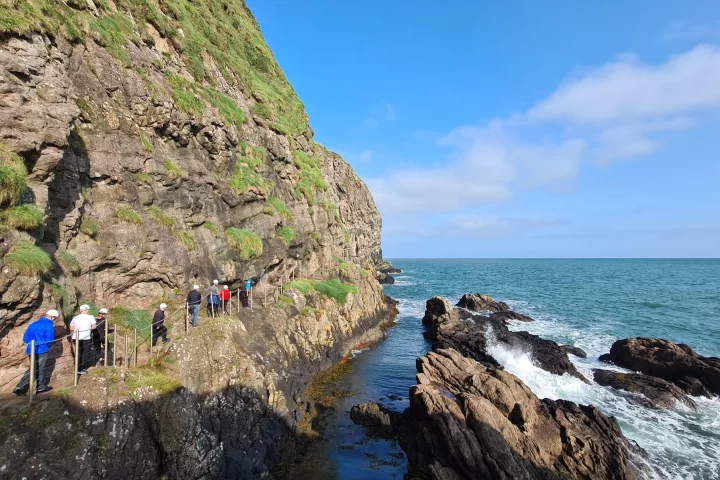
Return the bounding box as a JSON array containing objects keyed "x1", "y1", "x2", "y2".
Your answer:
[{"x1": 12, "y1": 279, "x2": 253, "y2": 397}]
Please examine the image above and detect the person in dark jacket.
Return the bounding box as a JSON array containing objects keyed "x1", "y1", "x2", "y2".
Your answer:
[
  {"x1": 186, "y1": 285, "x2": 202, "y2": 327},
  {"x1": 92, "y1": 308, "x2": 112, "y2": 366},
  {"x1": 152, "y1": 303, "x2": 169, "y2": 346},
  {"x1": 14, "y1": 310, "x2": 58, "y2": 395}
]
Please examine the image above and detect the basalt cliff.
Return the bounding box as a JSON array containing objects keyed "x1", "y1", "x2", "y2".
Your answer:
[{"x1": 0, "y1": 1, "x2": 393, "y2": 478}]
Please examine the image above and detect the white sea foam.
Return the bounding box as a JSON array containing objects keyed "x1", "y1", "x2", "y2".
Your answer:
[{"x1": 486, "y1": 305, "x2": 720, "y2": 480}]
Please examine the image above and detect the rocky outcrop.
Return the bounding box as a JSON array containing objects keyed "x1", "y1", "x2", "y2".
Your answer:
[
  {"x1": 423, "y1": 296, "x2": 588, "y2": 381},
  {"x1": 366, "y1": 349, "x2": 641, "y2": 480},
  {"x1": 349, "y1": 402, "x2": 403, "y2": 437},
  {"x1": 561, "y1": 345, "x2": 588, "y2": 358},
  {"x1": 457, "y1": 293, "x2": 510, "y2": 313},
  {"x1": 377, "y1": 272, "x2": 395, "y2": 285},
  {"x1": 600, "y1": 338, "x2": 720, "y2": 397},
  {"x1": 593, "y1": 369, "x2": 698, "y2": 410}
]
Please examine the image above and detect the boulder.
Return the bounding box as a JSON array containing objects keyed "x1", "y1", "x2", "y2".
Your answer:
[
  {"x1": 349, "y1": 402, "x2": 402, "y2": 437},
  {"x1": 602, "y1": 338, "x2": 720, "y2": 396},
  {"x1": 593, "y1": 369, "x2": 698, "y2": 410},
  {"x1": 376, "y1": 272, "x2": 395, "y2": 285},
  {"x1": 456, "y1": 293, "x2": 509, "y2": 312},
  {"x1": 491, "y1": 310, "x2": 534, "y2": 323},
  {"x1": 561, "y1": 345, "x2": 587, "y2": 358},
  {"x1": 401, "y1": 349, "x2": 641, "y2": 480}
]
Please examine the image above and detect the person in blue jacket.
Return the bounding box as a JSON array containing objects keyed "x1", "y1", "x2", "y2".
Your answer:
[{"x1": 13, "y1": 309, "x2": 58, "y2": 395}]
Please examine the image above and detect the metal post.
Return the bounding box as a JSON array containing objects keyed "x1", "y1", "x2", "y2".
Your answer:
[
  {"x1": 104, "y1": 317, "x2": 109, "y2": 367},
  {"x1": 185, "y1": 303, "x2": 189, "y2": 333},
  {"x1": 237, "y1": 288, "x2": 240, "y2": 313},
  {"x1": 124, "y1": 333, "x2": 128, "y2": 367},
  {"x1": 150, "y1": 325, "x2": 153, "y2": 358},
  {"x1": 28, "y1": 340, "x2": 35, "y2": 405},
  {"x1": 250, "y1": 286, "x2": 253, "y2": 310},
  {"x1": 74, "y1": 332, "x2": 80, "y2": 386},
  {"x1": 263, "y1": 283, "x2": 267, "y2": 307},
  {"x1": 133, "y1": 328, "x2": 138, "y2": 366},
  {"x1": 113, "y1": 324, "x2": 117, "y2": 367}
]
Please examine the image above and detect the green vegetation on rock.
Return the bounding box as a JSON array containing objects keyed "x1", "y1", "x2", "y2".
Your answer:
[
  {"x1": 268, "y1": 196, "x2": 293, "y2": 221},
  {"x1": 58, "y1": 249, "x2": 80, "y2": 276},
  {"x1": 174, "y1": 230, "x2": 196, "y2": 251},
  {"x1": 49, "y1": 282, "x2": 71, "y2": 316},
  {"x1": 116, "y1": 208, "x2": 142, "y2": 225},
  {"x1": 203, "y1": 221, "x2": 220, "y2": 237},
  {"x1": 80, "y1": 218, "x2": 98, "y2": 237},
  {"x1": 276, "y1": 226, "x2": 296, "y2": 245},
  {"x1": 140, "y1": 133, "x2": 153, "y2": 153},
  {"x1": 134, "y1": 172, "x2": 152, "y2": 184},
  {"x1": 230, "y1": 143, "x2": 268, "y2": 194},
  {"x1": 163, "y1": 160, "x2": 182, "y2": 178},
  {"x1": 293, "y1": 150, "x2": 327, "y2": 206},
  {"x1": 167, "y1": 74, "x2": 245, "y2": 127},
  {"x1": 226, "y1": 228, "x2": 262, "y2": 259},
  {"x1": 110, "y1": 307, "x2": 152, "y2": 339},
  {"x1": 0, "y1": 204, "x2": 43, "y2": 230},
  {"x1": 5, "y1": 240, "x2": 52, "y2": 276},
  {"x1": 147, "y1": 206, "x2": 175, "y2": 227},
  {"x1": 126, "y1": 369, "x2": 181, "y2": 395},
  {"x1": 285, "y1": 279, "x2": 314, "y2": 295},
  {"x1": 0, "y1": 143, "x2": 27, "y2": 207},
  {"x1": 313, "y1": 279, "x2": 358, "y2": 305}
]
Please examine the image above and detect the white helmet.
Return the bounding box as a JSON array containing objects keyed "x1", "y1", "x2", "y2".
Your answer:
[
  {"x1": 213, "y1": 279, "x2": 219, "y2": 284},
  {"x1": 46, "y1": 309, "x2": 59, "y2": 318},
  {"x1": 99, "y1": 308, "x2": 108, "y2": 314},
  {"x1": 159, "y1": 303, "x2": 167, "y2": 309},
  {"x1": 80, "y1": 304, "x2": 90, "y2": 311},
  {"x1": 193, "y1": 285, "x2": 200, "y2": 290}
]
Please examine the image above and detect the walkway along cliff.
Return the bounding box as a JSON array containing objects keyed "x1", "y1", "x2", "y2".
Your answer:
[{"x1": 0, "y1": 1, "x2": 395, "y2": 478}]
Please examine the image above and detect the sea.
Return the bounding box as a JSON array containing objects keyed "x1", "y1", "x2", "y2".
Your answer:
[{"x1": 290, "y1": 259, "x2": 720, "y2": 480}]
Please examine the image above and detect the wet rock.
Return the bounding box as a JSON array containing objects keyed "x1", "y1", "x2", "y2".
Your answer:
[
  {"x1": 562, "y1": 345, "x2": 588, "y2": 358},
  {"x1": 602, "y1": 338, "x2": 720, "y2": 396},
  {"x1": 423, "y1": 296, "x2": 588, "y2": 381},
  {"x1": 349, "y1": 402, "x2": 402, "y2": 437},
  {"x1": 456, "y1": 293, "x2": 509, "y2": 312},
  {"x1": 401, "y1": 349, "x2": 641, "y2": 480},
  {"x1": 490, "y1": 310, "x2": 535, "y2": 323},
  {"x1": 593, "y1": 369, "x2": 698, "y2": 410},
  {"x1": 377, "y1": 272, "x2": 395, "y2": 284}
]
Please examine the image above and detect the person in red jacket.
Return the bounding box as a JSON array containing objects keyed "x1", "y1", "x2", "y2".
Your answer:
[{"x1": 220, "y1": 285, "x2": 231, "y2": 315}]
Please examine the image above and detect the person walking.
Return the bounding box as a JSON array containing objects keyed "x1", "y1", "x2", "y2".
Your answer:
[
  {"x1": 70, "y1": 304, "x2": 96, "y2": 375},
  {"x1": 13, "y1": 309, "x2": 58, "y2": 395},
  {"x1": 92, "y1": 308, "x2": 111, "y2": 366},
  {"x1": 186, "y1": 285, "x2": 202, "y2": 327},
  {"x1": 152, "y1": 303, "x2": 169, "y2": 345},
  {"x1": 220, "y1": 285, "x2": 230, "y2": 315},
  {"x1": 208, "y1": 280, "x2": 220, "y2": 316}
]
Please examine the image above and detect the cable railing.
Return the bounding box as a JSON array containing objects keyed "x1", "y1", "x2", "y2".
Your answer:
[{"x1": 2, "y1": 267, "x2": 316, "y2": 406}]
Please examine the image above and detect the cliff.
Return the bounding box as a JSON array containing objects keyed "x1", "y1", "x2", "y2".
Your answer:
[{"x1": 0, "y1": 1, "x2": 391, "y2": 478}]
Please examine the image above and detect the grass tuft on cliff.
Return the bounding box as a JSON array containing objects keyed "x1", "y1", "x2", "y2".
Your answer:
[
  {"x1": 230, "y1": 145, "x2": 268, "y2": 194},
  {"x1": 116, "y1": 208, "x2": 142, "y2": 225},
  {"x1": 226, "y1": 228, "x2": 263, "y2": 260},
  {"x1": 147, "y1": 206, "x2": 175, "y2": 228},
  {"x1": 110, "y1": 307, "x2": 152, "y2": 340},
  {"x1": 0, "y1": 143, "x2": 28, "y2": 207},
  {"x1": 134, "y1": 172, "x2": 152, "y2": 184},
  {"x1": 285, "y1": 279, "x2": 314, "y2": 296},
  {"x1": 276, "y1": 226, "x2": 296, "y2": 245},
  {"x1": 174, "y1": 230, "x2": 196, "y2": 251},
  {"x1": 58, "y1": 249, "x2": 81, "y2": 276},
  {"x1": 268, "y1": 196, "x2": 293, "y2": 221},
  {"x1": 0, "y1": 204, "x2": 43, "y2": 230},
  {"x1": 125, "y1": 369, "x2": 181, "y2": 396},
  {"x1": 163, "y1": 160, "x2": 182, "y2": 179},
  {"x1": 203, "y1": 221, "x2": 220, "y2": 237},
  {"x1": 312, "y1": 279, "x2": 358, "y2": 305},
  {"x1": 293, "y1": 151, "x2": 327, "y2": 206},
  {"x1": 80, "y1": 218, "x2": 98, "y2": 237},
  {"x1": 49, "y1": 282, "x2": 71, "y2": 317},
  {"x1": 5, "y1": 240, "x2": 52, "y2": 276}
]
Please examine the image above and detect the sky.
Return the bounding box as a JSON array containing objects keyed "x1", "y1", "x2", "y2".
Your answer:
[{"x1": 247, "y1": 0, "x2": 720, "y2": 258}]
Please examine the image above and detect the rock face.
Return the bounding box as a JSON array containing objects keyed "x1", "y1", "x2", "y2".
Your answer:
[
  {"x1": 601, "y1": 338, "x2": 720, "y2": 397},
  {"x1": 349, "y1": 402, "x2": 402, "y2": 437},
  {"x1": 377, "y1": 272, "x2": 395, "y2": 284},
  {"x1": 593, "y1": 369, "x2": 698, "y2": 410},
  {"x1": 423, "y1": 296, "x2": 587, "y2": 381},
  {"x1": 400, "y1": 349, "x2": 640, "y2": 480}
]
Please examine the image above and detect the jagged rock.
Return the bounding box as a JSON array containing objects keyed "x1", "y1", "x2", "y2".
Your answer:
[
  {"x1": 456, "y1": 293, "x2": 509, "y2": 312},
  {"x1": 401, "y1": 349, "x2": 641, "y2": 480},
  {"x1": 561, "y1": 345, "x2": 588, "y2": 358},
  {"x1": 377, "y1": 272, "x2": 395, "y2": 284},
  {"x1": 602, "y1": 338, "x2": 720, "y2": 396},
  {"x1": 490, "y1": 310, "x2": 535, "y2": 323},
  {"x1": 593, "y1": 369, "x2": 698, "y2": 410},
  {"x1": 423, "y1": 296, "x2": 588, "y2": 381},
  {"x1": 349, "y1": 402, "x2": 402, "y2": 437}
]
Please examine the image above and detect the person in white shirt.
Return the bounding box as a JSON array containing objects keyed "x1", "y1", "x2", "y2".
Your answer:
[{"x1": 70, "y1": 304, "x2": 96, "y2": 375}]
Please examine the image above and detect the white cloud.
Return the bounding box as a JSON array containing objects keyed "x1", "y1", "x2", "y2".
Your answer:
[
  {"x1": 528, "y1": 45, "x2": 720, "y2": 124},
  {"x1": 362, "y1": 101, "x2": 395, "y2": 128}
]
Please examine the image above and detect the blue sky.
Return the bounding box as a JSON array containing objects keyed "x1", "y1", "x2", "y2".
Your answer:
[{"x1": 247, "y1": 0, "x2": 720, "y2": 258}]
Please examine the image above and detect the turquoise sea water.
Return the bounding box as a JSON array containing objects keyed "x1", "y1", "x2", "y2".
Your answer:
[{"x1": 295, "y1": 259, "x2": 720, "y2": 480}]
